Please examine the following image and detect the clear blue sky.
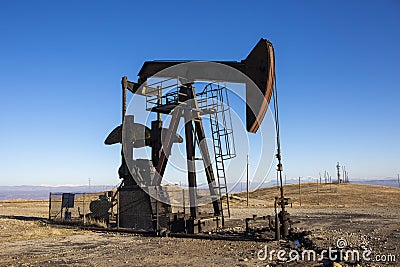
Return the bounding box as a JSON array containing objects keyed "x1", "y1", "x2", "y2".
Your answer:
[{"x1": 0, "y1": 1, "x2": 399, "y2": 186}]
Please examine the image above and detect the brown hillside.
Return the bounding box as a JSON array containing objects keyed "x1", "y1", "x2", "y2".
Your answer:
[{"x1": 234, "y1": 182, "x2": 400, "y2": 208}]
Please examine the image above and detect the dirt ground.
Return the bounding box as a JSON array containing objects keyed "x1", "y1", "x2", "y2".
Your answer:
[{"x1": 0, "y1": 183, "x2": 399, "y2": 266}]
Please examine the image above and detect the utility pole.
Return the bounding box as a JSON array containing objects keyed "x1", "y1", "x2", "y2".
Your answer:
[
  {"x1": 246, "y1": 154, "x2": 249, "y2": 207},
  {"x1": 88, "y1": 177, "x2": 91, "y2": 191},
  {"x1": 336, "y1": 162, "x2": 341, "y2": 184},
  {"x1": 316, "y1": 178, "x2": 320, "y2": 205},
  {"x1": 342, "y1": 166, "x2": 345, "y2": 183},
  {"x1": 298, "y1": 177, "x2": 301, "y2": 207},
  {"x1": 398, "y1": 174, "x2": 400, "y2": 188},
  {"x1": 319, "y1": 172, "x2": 322, "y2": 184}
]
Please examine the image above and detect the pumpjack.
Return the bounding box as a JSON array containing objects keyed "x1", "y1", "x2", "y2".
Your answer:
[{"x1": 105, "y1": 38, "x2": 289, "y2": 236}]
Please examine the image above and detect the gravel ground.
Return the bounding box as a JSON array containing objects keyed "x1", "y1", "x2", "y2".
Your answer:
[
  {"x1": 0, "y1": 205, "x2": 398, "y2": 266},
  {"x1": 0, "y1": 184, "x2": 399, "y2": 266}
]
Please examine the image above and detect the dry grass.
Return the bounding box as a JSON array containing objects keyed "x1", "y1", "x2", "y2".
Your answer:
[
  {"x1": 0, "y1": 200, "x2": 90, "y2": 244},
  {"x1": 84, "y1": 217, "x2": 108, "y2": 228},
  {"x1": 0, "y1": 200, "x2": 49, "y2": 218},
  {"x1": 0, "y1": 218, "x2": 83, "y2": 243}
]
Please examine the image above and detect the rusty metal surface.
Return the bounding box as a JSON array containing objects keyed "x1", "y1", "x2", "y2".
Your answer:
[
  {"x1": 129, "y1": 38, "x2": 276, "y2": 133},
  {"x1": 183, "y1": 107, "x2": 198, "y2": 219},
  {"x1": 104, "y1": 125, "x2": 122, "y2": 145},
  {"x1": 154, "y1": 106, "x2": 183, "y2": 184},
  {"x1": 244, "y1": 39, "x2": 275, "y2": 133}
]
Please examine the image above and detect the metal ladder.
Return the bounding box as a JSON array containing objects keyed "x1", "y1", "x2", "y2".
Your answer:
[
  {"x1": 207, "y1": 84, "x2": 236, "y2": 219},
  {"x1": 210, "y1": 116, "x2": 230, "y2": 218}
]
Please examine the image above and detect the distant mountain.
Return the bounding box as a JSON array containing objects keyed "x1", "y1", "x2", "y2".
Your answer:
[
  {"x1": 0, "y1": 178, "x2": 398, "y2": 201},
  {"x1": 0, "y1": 185, "x2": 115, "y2": 201},
  {"x1": 351, "y1": 179, "x2": 399, "y2": 188}
]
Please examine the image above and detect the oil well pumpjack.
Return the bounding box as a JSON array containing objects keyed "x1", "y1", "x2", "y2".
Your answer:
[{"x1": 105, "y1": 38, "x2": 290, "y2": 236}]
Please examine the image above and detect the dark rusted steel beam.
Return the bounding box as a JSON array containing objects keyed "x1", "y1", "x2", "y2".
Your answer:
[
  {"x1": 183, "y1": 108, "x2": 197, "y2": 219},
  {"x1": 154, "y1": 107, "x2": 183, "y2": 185}
]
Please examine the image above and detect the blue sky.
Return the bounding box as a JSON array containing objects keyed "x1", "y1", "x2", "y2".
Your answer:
[{"x1": 0, "y1": 1, "x2": 399, "y2": 186}]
